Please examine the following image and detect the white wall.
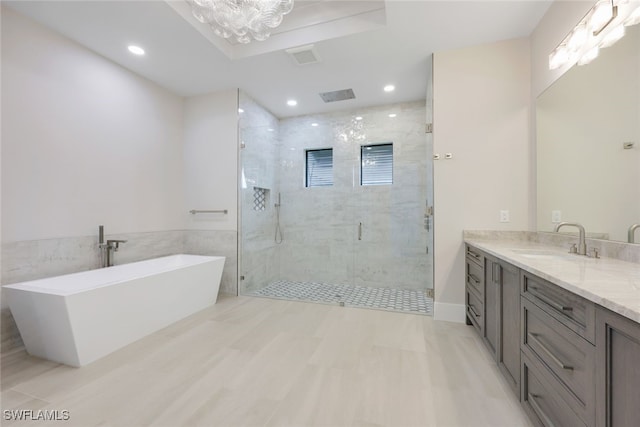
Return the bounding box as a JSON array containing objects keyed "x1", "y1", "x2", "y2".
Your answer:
[
  {"x1": 433, "y1": 38, "x2": 531, "y2": 322},
  {"x1": 1, "y1": 7, "x2": 185, "y2": 242},
  {"x1": 183, "y1": 90, "x2": 239, "y2": 232}
]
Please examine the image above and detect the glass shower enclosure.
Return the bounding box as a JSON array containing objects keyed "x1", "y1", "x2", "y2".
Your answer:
[{"x1": 238, "y1": 83, "x2": 434, "y2": 314}]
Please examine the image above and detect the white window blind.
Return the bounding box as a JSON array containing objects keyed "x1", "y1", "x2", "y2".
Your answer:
[
  {"x1": 361, "y1": 143, "x2": 393, "y2": 186},
  {"x1": 306, "y1": 149, "x2": 333, "y2": 187}
]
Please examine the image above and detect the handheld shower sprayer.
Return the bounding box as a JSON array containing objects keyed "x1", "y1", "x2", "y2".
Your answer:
[{"x1": 274, "y1": 192, "x2": 283, "y2": 244}]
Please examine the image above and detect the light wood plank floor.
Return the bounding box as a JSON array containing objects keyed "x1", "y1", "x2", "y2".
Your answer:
[{"x1": 1, "y1": 296, "x2": 532, "y2": 427}]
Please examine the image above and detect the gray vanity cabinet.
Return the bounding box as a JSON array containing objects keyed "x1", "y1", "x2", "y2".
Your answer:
[
  {"x1": 465, "y1": 245, "x2": 485, "y2": 335},
  {"x1": 465, "y1": 242, "x2": 640, "y2": 427},
  {"x1": 497, "y1": 260, "x2": 520, "y2": 397},
  {"x1": 483, "y1": 256, "x2": 499, "y2": 358},
  {"x1": 466, "y1": 246, "x2": 520, "y2": 398},
  {"x1": 484, "y1": 255, "x2": 520, "y2": 396},
  {"x1": 595, "y1": 307, "x2": 640, "y2": 427}
]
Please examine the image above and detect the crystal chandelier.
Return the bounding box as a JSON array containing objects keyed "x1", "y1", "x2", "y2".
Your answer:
[{"x1": 187, "y1": 0, "x2": 294, "y2": 44}]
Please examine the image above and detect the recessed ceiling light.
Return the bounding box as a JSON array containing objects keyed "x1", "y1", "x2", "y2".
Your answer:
[
  {"x1": 383, "y1": 84, "x2": 395, "y2": 92},
  {"x1": 287, "y1": 99, "x2": 298, "y2": 107},
  {"x1": 355, "y1": 116, "x2": 363, "y2": 121},
  {"x1": 127, "y1": 45, "x2": 145, "y2": 56},
  {"x1": 388, "y1": 113, "x2": 397, "y2": 118},
  {"x1": 311, "y1": 123, "x2": 319, "y2": 127},
  {"x1": 267, "y1": 128, "x2": 274, "y2": 132},
  {"x1": 238, "y1": 108, "x2": 244, "y2": 113}
]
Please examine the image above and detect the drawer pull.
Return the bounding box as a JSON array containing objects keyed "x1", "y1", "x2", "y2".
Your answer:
[
  {"x1": 528, "y1": 333, "x2": 574, "y2": 371},
  {"x1": 468, "y1": 304, "x2": 481, "y2": 318},
  {"x1": 528, "y1": 393, "x2": 557, "y2": 427},
  {"x1": 529, "y1": 286, "x2": 573, "y2": 312},
  {"x1": 467, "y1": 274, "x2": 480, "y2": 284},
  {"x1": 468, "y1": 251, "x2": 481, "y2": 260}
]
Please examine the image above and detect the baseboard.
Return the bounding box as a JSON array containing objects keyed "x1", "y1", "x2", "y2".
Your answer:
[{"x1": 434, "y1": 302, "x2": 466, "y2": 323}]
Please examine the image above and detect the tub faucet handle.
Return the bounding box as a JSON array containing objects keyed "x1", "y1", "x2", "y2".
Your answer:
[{"x1": 107, "y1": 239, "x2": 127, "y2": 251}]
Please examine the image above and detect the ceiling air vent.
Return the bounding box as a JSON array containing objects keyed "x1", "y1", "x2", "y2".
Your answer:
[
  {"x1": 285, "y1": 44, "x2": 321, "y2": 66},
  {"x1": 319, "y1": 89, "x2": 356, "y2": 103}
]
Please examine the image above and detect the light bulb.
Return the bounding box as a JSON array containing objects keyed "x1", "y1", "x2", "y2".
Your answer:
[
  {"x1": 589, "y1": 0, "x2": 615, "y2": 34},
  {"x1": 600, "y1": 24, "x2": 625, "y2": 48},
  {"x1": 549, "y1": 46, "x2": 570, "y2": 70},
  {"x1": 578, "y1": 46, "x2": 599, "y2": 65},
  {"x1": 568, "y1": 24, "x2": 588, "y2": 51},
  {"x1": 624, "y1": 5, "x2": 640, "y2": 26}
]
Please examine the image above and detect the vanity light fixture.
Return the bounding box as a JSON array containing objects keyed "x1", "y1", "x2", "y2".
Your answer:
[
  {"x1": 127, "y1": 45, "x2": 145, "y2": 56},
  {"x1": 548, "y1": 0, "x2": 640, "y2": 70}
]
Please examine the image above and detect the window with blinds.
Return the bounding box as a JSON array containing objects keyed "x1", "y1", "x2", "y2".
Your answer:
[
  {"x1": 305, "y1": 148, "x2": 333, "y2": 187},
  {"x1": 361, "y1": 143, "x2": 393, "y2": 186}
]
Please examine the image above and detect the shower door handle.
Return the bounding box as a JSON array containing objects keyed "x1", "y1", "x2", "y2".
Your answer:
[{"x1": 358, "y1": 223, "x2": 362, "y2": 241}]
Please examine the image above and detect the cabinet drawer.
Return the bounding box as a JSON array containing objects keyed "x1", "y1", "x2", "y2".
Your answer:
[
  {"x1": 466, "y1": 285, "x2": 484, "y2": 335},
  {"x1": 522, "y1": 352, "x2": 587, "y2": 427},
  {"x1": 466, "y1": 258, "x2": 484, "y2": 298},
  {"x1": 466, "y1": 245, "x2": 484, "y2": 267},
  {"x1": 522, "y1": 298, "x2": 595, "y2": 423},
  {"x1": 522, "y1": 272, "x2": 595, "y2": 344}
]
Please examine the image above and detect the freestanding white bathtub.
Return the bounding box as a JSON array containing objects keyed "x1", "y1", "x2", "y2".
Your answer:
[{"x1": 4, "y1": 254, "x2": 225, "y2": 367}]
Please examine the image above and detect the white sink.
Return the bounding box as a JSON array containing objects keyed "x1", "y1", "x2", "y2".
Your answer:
[{"x1": 510, "y1": 249, "x2": 572, "y2": 260}]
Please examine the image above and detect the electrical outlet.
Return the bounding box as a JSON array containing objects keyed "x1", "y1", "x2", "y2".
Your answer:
[
  {"x1": 552, "y1": 210, "x2": 562, "y2": 223},
  {"x1": 499, "y1": 210, "x2": 510, "y2": 223}
]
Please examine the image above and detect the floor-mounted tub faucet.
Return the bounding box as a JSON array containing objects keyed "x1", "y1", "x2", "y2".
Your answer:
[
  {"x1": 554, "y1": 222, "x2": 587, "y2": 255},
  {"x1": 98, "y1": 225, "x2": 127, "y2": 267},
  {"x1": 629, "y1": 224, "x2": 640, "y2": 243}
]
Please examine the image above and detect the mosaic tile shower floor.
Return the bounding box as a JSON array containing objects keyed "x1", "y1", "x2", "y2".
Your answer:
[{"x1": 251, "y1": 279, "x2": 433, "y2": 315}]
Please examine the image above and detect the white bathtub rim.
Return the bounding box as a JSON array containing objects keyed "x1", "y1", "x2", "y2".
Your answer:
[{"x1": 3, "y1": 254, "x2": 225, "y2": 296}]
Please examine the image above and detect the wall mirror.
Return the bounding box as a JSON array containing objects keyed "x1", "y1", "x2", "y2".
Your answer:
[{"x1": 536, "y1": 24, "x2": 640, "y2": 243}]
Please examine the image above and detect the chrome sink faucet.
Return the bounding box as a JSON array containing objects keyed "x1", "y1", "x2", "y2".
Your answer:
[
  {"x1": 98, "y1": 225, "x2": 127, "y2": 267},
  {"x1": 554, "y1": 222, "x2": 587, "y2": 255},
  {"x1": 629, "y1": 224, "x2": 640, "y2": 243}
]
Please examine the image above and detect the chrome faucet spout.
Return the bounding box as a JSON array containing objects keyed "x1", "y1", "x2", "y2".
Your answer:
[
  {"x1": 629, "y1": 224, "x2": 640, "y2": 243},
  {"x1": 554, "y1": 222, "x2": 587, "y2": 255}
]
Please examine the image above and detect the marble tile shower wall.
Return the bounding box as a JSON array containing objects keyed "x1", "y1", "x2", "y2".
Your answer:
[
  {"x1": 277, "y1": 101, "x2": 431, "y2": 290},
  {"x1": 238, "y1": 91, "x2": 281, "y2": 293}
]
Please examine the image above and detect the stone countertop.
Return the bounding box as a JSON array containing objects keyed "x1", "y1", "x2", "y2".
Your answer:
[{"x1": 464, "y1": 237, "x2": 640, "y2": 324}]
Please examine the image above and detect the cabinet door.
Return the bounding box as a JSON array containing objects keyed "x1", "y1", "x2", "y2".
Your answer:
[
  {"x1": 483, "y1": 257, "x2": 499, "y2": 360},
  {"x1": 498, "y1": 260, "x2": 520, "y2": 397},
  {"x1": 596, "y1": 308, "x2": 640, "y2": 427}
]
